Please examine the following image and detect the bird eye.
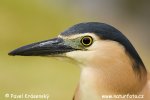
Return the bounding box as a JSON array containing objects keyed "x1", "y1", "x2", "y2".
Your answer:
[{"x1": 81, "y1": 36, "x2": 93, "y2": 47}]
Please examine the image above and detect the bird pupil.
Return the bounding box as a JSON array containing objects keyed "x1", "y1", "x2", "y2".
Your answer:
[{"x1": 83, "y1": 37, "x2": 90, "y2": 44}]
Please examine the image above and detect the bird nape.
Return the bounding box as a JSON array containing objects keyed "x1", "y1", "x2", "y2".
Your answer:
[{"x1": 9, "y1": 22, "x2": 149, "y2": 100}]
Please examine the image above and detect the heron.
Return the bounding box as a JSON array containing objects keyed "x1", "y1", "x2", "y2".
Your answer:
[{"x1": 9, "y1": 22, "x2": 150, "y2": 100}]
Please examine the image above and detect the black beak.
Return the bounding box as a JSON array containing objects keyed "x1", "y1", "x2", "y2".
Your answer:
[{"x1": 8, "y1": 38, "x2": 76, "y2": 56}]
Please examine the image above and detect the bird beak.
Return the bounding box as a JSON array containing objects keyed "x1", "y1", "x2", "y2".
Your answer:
[{"x1": 8, "y1": 38, "x2": 77, "y2": 56}]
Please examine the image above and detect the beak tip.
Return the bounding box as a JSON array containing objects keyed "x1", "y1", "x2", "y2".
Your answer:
[
  {"x1": 8, "y1": 47, "x2": 26, "y2": 56},
  {"x1": 8, "y1": 45, "x2": 33, "y2": 56},
  {"x1": 8, "y1": 50, "x2": 19, "y2": 56},
  {"x1": 8, "y1": 52, "x2": 13, "y2": 56}
]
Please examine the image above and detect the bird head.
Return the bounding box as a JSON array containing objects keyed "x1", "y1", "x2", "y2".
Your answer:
[
  {"x1": 9, "y1": 22, "x2": 147, "y2": 94},
  {"x1": 9, "y1": 22, "x2": 145, "y2": 74}
]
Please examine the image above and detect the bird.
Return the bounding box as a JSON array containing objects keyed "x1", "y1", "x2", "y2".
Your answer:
[{"x1": 9, "y1": 22, "x2": 150, "y2": 100}]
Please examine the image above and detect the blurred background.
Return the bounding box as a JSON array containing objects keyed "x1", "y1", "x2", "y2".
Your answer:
[{"x1": 0, "y1": 0, "x2": 149, "y2": 100}]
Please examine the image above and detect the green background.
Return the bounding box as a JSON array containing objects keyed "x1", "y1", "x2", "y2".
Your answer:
[{"x1": 0, "y1": 0, "x2": 149, "y2": 100}]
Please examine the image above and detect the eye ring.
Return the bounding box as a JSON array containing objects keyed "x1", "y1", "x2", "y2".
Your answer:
[{"x1": 81, "y1": 36, "x2": 93, "y2": 47}]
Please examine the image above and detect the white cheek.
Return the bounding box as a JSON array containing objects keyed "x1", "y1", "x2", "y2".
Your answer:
[
  {"x1": 66, "y1": 51, "x2": 85, "y2": 62},
  {"x1": 66, "y1": 51, "x2": 94, "y2": 63},
  {"x1": 65, "y1": 42, "x2": 99, "y2": 63}
]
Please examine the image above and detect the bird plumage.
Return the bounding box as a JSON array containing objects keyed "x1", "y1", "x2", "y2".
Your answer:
[
  {"x1": 61, "y1": 22, "x2": 146, "y2": 76},
  {"x1": 9, "y1": 22, "x2": 149, "y2": 100}
]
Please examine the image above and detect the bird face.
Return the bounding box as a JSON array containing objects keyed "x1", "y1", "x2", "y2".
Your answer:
[
  {"x1": 9, "y1": 22, "x2": 144, "y2": 72},
  {"x1": 62, "y1": 33, "x2": 127, "y2": 65},
  {"x1": 8, "y1": 32, "x2": 99, "y2": 63},
  {"x1": 59, "y1": 33, "x2": 99, "y2": 63},
  {"x1": 8, "y1": 31, "x2": 125, "y2": 66}
]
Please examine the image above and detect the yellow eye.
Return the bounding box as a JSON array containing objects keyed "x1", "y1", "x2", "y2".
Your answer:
[{"x1": 81, "y1": 36, "x2": 93, "y2": 47}]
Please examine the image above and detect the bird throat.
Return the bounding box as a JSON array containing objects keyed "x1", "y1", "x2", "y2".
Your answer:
[{"x1": 76, "y1": 65, "x2": 147, "y2": 100}]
